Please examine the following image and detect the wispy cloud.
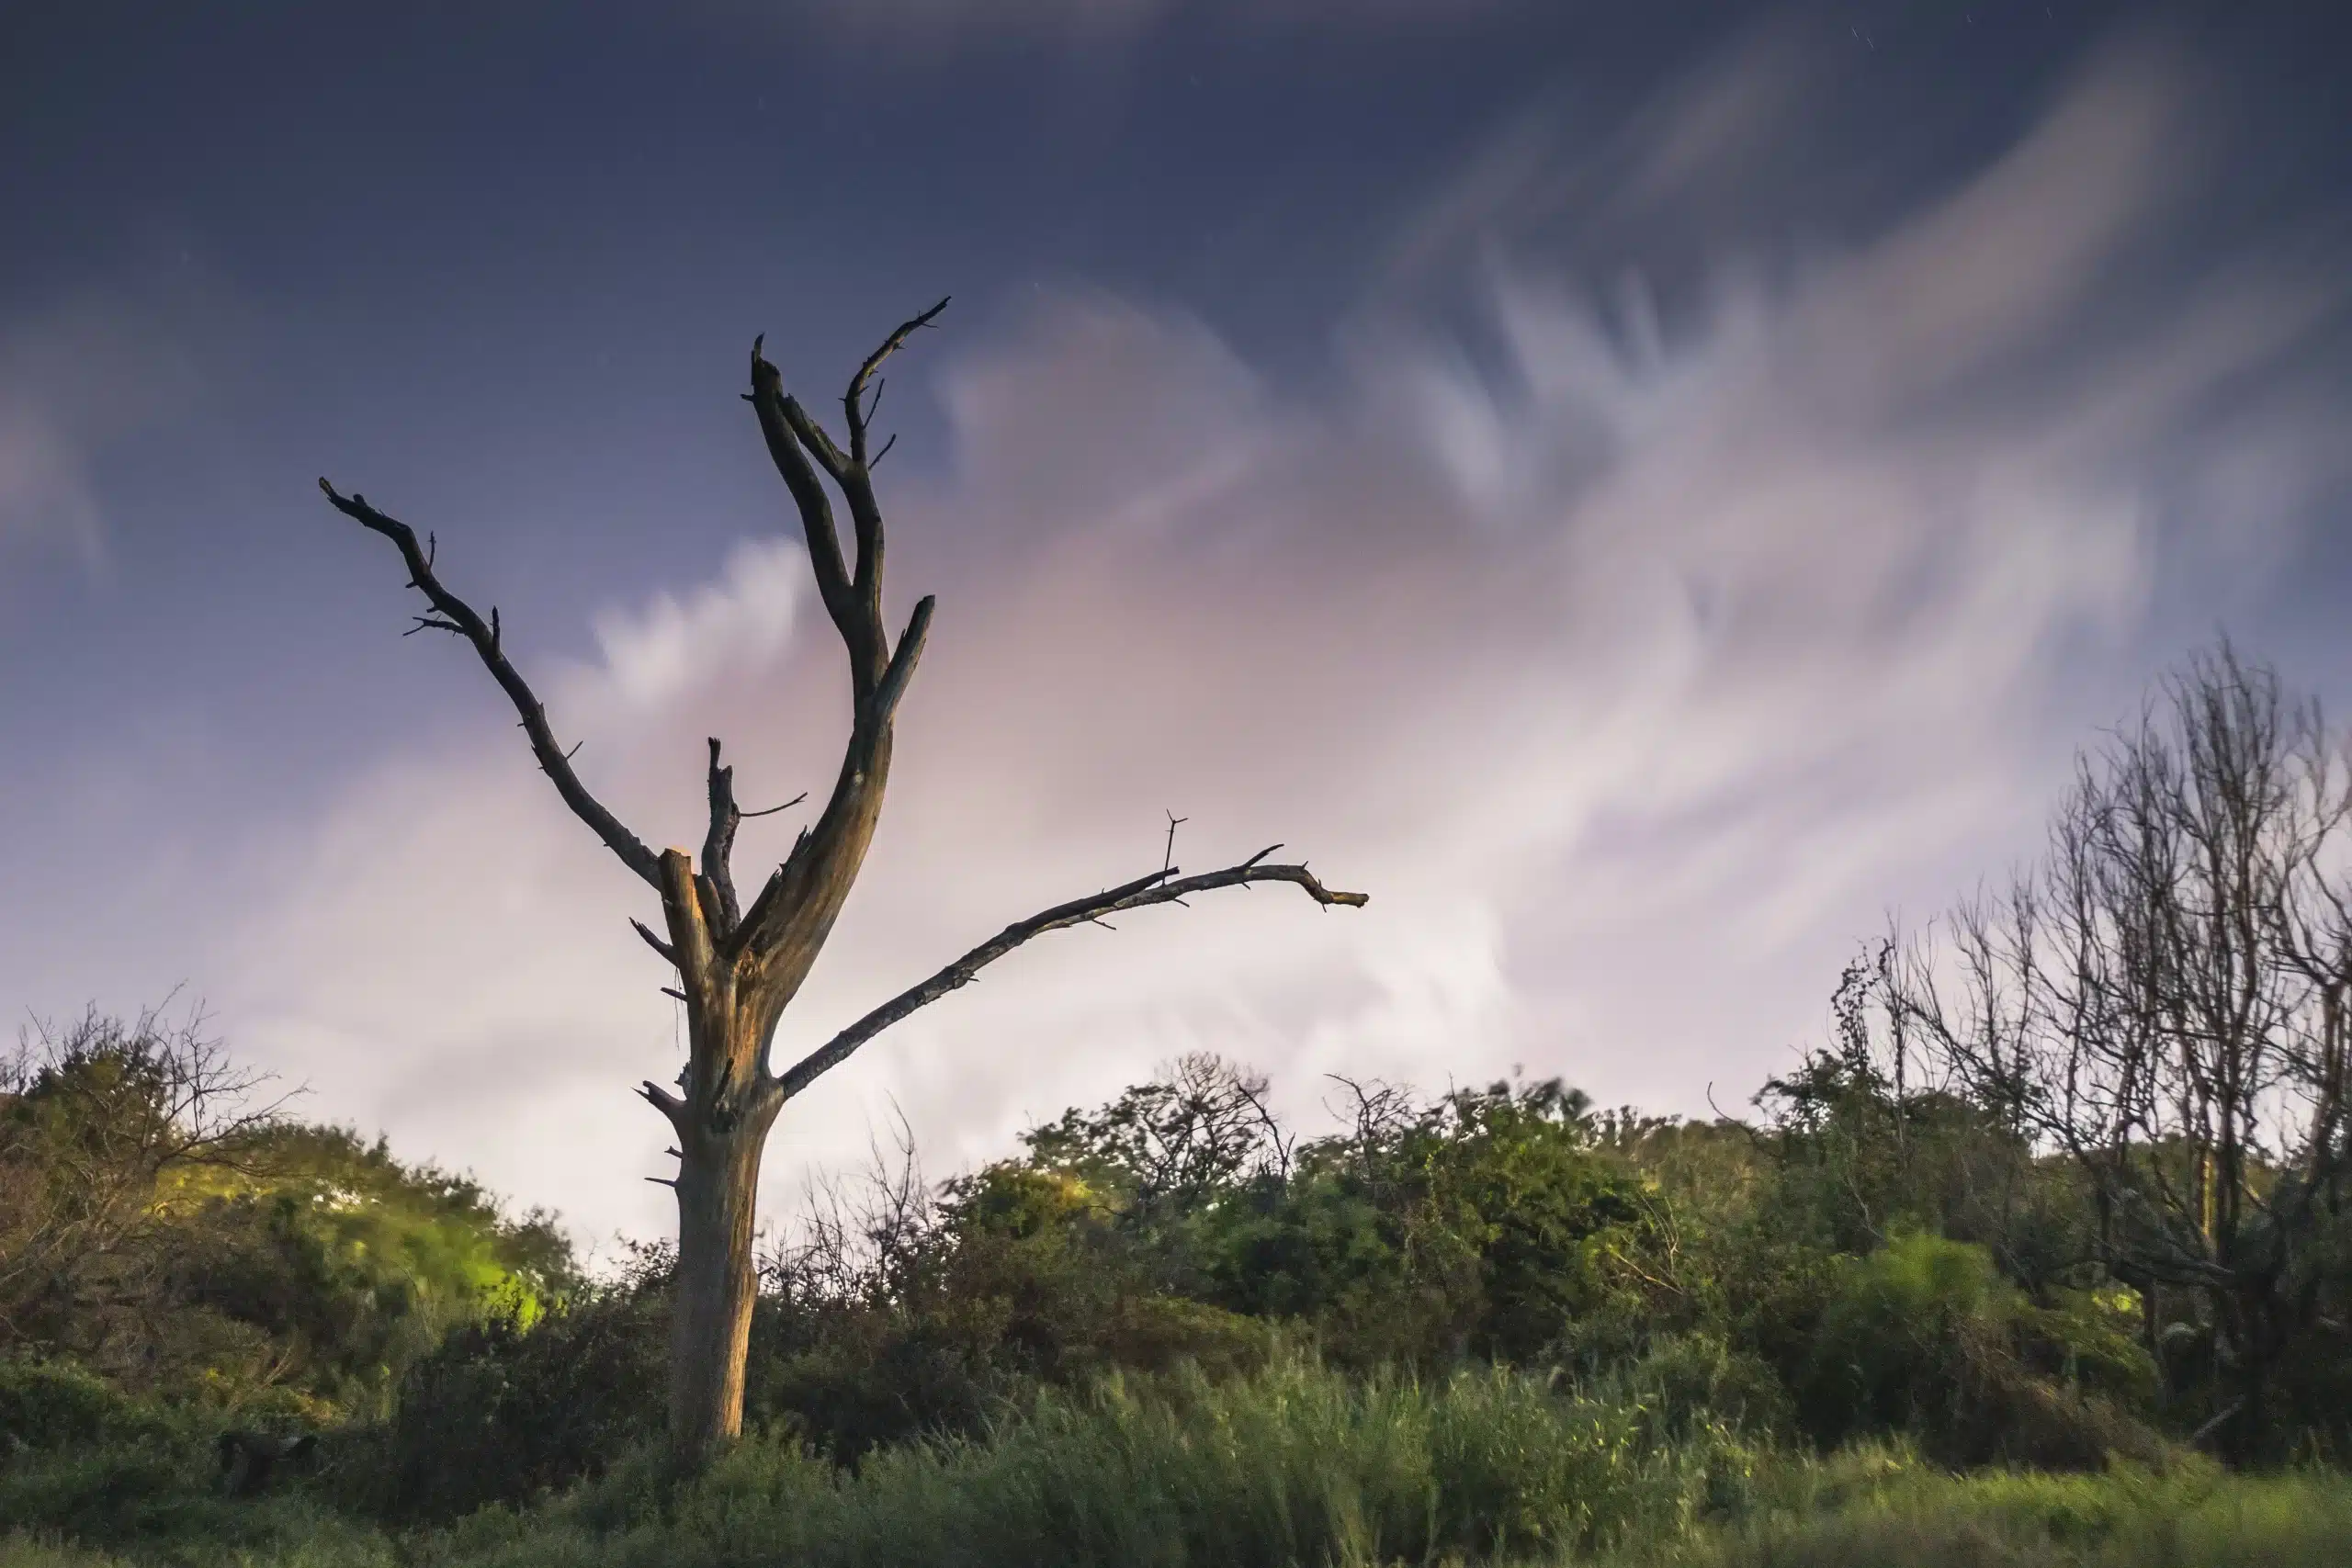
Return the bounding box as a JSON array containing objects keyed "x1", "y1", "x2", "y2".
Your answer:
[
  {"x1": 588, "y1": 538, "x2": 808, "y2": 712},
  {"x1": 223, "y1": 28, "x2": 2348, "y2": 1250}
]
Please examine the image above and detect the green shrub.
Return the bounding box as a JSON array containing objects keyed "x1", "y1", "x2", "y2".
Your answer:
[
  {"x1": 0, "y1": 1537, "x2": 117, "y2": 1568},
  {"x1": 1600, "y1": 1334, "x2": 1795, "y2": 1445},
  {"x1": 0, "y1": 1361, "x2": 177, "y2": 1454},
  {"x1": 2016, "y1": 1287, "x2": 2160, "y2": 1411},
  {"x1": 0, "y1": 1429, "x2": 390, "y2": 1567},
  {"x1": 1787, "y1": 1233, "x2": 2163, "y2": 1470},
  {"x1": 362, "y1": 1280, "x2": 666, "y2": 1520}
]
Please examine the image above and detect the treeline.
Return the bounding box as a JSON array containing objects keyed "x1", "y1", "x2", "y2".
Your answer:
[
  {"x1": 1, "y1": 1033, "x2": 2334, "y2": 1534},
  {"x1": 374, "y1": 1058, "x2": 2170, "y2": 1519}
]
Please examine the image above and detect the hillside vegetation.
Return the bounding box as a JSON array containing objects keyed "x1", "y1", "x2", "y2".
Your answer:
[{"x1": 5, "y1": 1038, "x2": 2349, "y2": 1565}]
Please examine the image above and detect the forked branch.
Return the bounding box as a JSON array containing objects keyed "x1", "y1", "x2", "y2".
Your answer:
[
  {"x1": 747, "y1": 300, "x2": 948, "y2": 697},
  {"x1": 748, "y1": 342, "x2": 872, "y2": 686},
  {"x1": 700, "y1": 739, "x2": 753, "y2": 937},
  {"x1": 638, "y1": 1078, "x2": 688, "y2": 1133},
  {"x1": 772, "y1": 849, "x2": 1367, "y2": 1100},
  {"x1": 700, "y1": 738, "x2": 808, "y2": 941},
  {"x1": 317, "y1": 479, "x2": 662, "y2": 889}
]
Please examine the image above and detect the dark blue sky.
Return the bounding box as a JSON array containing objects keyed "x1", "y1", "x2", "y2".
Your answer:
[{"x1": 5, "y1": 0, "x2": 2347, "y2": 1243}]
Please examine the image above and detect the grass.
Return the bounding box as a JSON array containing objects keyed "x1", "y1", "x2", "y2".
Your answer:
[
  {"x1": 435, "y1": 1355, "x2": 1738, "y2": 1568},
  {"x1": 1621, "y1": 1456, "x2": 2352, "y2": 1566},
  {"x1": 4, "y1": 1359, "x2": 2349, "y2": 1568}
]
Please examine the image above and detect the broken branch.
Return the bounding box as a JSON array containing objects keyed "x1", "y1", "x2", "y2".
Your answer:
[
  {"x1": 638, "y1": 1079, "x2": 687, "y2": 1130},
  {"x1": 701, "y1": 738, "x2": 744, "y2": 936},
  {"x1": 632, "y1": 919, "x2": 678, "y2": 967}
]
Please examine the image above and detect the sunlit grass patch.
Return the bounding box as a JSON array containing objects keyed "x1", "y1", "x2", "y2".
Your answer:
[{"x1": 1635, "y1": 1459, "x2": 2352, "y2": 1568}]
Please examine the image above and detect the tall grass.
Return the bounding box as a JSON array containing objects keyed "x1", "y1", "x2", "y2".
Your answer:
[
  {"x1": 0, "y1": 1439, "x2": 395, "y2": 1568},
  {"x1": 0, "y1": 1541, "x2": 117, "y2": 1568},
  {"x1": 9, "y1": 1359, "x2": 2352, "y2": 1568},
  {"x1": 429, "y1": 1354, "x2": 1737, "y2": 1568}
]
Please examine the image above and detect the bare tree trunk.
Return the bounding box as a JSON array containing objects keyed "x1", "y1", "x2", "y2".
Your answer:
[{"x1": 669, "y1": 1107, "x2": 777, "y2": 1459}]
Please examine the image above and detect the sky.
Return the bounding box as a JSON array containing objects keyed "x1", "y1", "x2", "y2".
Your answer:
[{"x1": 4, "y1": 0, "x2": 2349, "y2": 1254}]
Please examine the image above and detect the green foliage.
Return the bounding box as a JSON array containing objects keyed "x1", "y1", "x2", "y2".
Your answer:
[
  {"x1": 159, "y1": 1123, "x2": 577, "y2": 1414},
  {"x1": 1801, "y1": 1232, "x2": 2020, "y2": 1434},
  {"x1": 1013, "y1": 1060, "x2": 1672, "y2": 1371},
  {"x1": 0, "y1": 1401, "x2": 385, "y2": 1568},
  {"x1": 1782, "y1": 1232, "x2": 2157, "y2": 1468},
  {"x1": 2, "y1": 1009, "x2": 576, "y2": 1424},
  {"x1": 1753, "y1": 958, "x2": 2089, "y2": 1292},
  {"x1": 0, "y1": 1360, "x2": 176, "y2": 1454},
  {"x1": 12, "y1": 1461, "x2": 2352, "y2": 1568},
  {"x1": 1596, "y1": 1334, "x2": 1794, "y2": 1450},
  {"x1": 361, "y1": 1246, "x2": 669, "y2": 1520},
  {"x1": 328, "y1": 1052, "x2": 2187, "y2": 1523}
]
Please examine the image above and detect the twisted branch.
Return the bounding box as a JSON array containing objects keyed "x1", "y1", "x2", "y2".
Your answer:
[{"x1": 317, "y1": 479, "x2": 662, "y2": 889}]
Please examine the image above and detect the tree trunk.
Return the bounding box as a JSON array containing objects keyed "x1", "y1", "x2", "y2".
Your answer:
[{"x1": 667, "y1": 1089, "x2": 782, "y2": 1464}]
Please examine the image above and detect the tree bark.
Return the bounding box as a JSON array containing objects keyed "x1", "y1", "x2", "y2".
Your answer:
[
  {"x1": 668, "y1": 1098, "x2": 780, "y2": 1461},
  {"x1": 651, "y1": 714, "x2": 899, "y2": 1462}
]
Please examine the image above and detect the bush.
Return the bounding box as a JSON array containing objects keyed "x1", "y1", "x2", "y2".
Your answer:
[
  {"x1": 1601, "y1": 1334, "x2": 1795, "y2": 1445},
  {"x1": 1788, "y1": 1233, "x2": 2163, "y2": 1469},
  {"x1": 0, "y1": 1361, "x2": 177, "y2": 1454},
  {"x1": 364, "y1": 1274, "x2": 665, "y2": 1520},
  {"x1": 0, "y1": 1429, "x2": 390, "y2": 1566}
]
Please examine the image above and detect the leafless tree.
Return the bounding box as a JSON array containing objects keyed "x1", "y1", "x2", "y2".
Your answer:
[
  {"x1": 0, "y1": 1001, "x2": 282, "y2": 1349},
  {"x1": 1879, "y1": 643, "x2": 2352, "y2": 1455},
  {"x1": 317, "y1": 303, "x2": 1367, "y2": 1463},
  {"x1": 762, "y1": 1105, "x2": 936, "y2": 1314}
]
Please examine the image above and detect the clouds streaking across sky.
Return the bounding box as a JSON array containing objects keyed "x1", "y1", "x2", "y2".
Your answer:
[{"x1": 4, "y1": 2, "x2": 2347, "y2": 1251}]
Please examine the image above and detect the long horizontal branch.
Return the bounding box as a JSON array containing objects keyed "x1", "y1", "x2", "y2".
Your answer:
[
  {"x1": 318, "y1": 479, "x2": 662, "y2": 889},
  {"x1": 772, "y1": 848, "x2": 1367, "y2": 1100}
]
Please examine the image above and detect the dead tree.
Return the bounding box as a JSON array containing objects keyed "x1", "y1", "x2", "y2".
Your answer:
[
  {"x1": 1878, "y1": 644, "x2": 2352, "y2": 1459},
  {"x1": 318, "y1": 301, "x2": 1367, "y2": 1465}
]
